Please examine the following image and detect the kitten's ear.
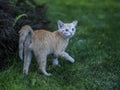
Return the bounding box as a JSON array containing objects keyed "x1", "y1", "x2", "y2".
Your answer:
[
  {"x1": 57, "y1": 20, "x2": 64, "y2": 29},
  {"x1": 72, "y1": 20, "x2": 78, "y2": 27}
]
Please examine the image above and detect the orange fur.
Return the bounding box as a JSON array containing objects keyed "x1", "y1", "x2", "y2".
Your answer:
[{"x1": 19, "y1": 20, "x2": 77, "y2": 76}]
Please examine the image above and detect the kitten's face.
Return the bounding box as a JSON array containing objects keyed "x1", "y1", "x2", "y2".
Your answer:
[{"x1": 57, "y1": 20, "x2": 78, "y2": 39}]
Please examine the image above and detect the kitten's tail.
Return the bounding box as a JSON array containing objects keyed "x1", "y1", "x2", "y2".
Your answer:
[{"x1": 19, "y1": 25, "x2": 34, "y2": 60}]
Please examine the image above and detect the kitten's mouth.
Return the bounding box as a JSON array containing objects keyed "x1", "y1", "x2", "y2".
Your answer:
[
  {"x1": 69, "y1": 32, "x2": 74, "y2": 37},
  {"x1": 60, "y1": 32, "x2": 74, "y2": 39},
  {"x1": 66, "y1": 33, "x2": 74, "y2": 38}
]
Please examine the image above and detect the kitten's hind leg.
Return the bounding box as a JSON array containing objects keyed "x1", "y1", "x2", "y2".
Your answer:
[
  {"x1": 37, "y1": 54, "x2": 51, "y2": 76},
  {"x1": 23, "y1": 47, "x2": 32, "y2": 75}
]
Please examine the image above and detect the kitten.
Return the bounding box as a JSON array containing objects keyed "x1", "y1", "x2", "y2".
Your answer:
[{"x1": 19, "y1": 20, "x2": 78, "y2": 76}]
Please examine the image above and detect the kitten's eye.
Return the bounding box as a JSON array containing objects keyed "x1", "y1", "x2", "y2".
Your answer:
[
  {"x1": 65, "y1": 29, "x2": 69, "y2": 31},
  {"x1": 72, "y1": 28, "x2": 74, "y2": 31}
]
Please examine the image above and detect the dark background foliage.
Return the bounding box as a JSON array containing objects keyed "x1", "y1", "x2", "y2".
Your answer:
[{"x1": 0, "y1": 0, "x2": 51, "y2": 70}]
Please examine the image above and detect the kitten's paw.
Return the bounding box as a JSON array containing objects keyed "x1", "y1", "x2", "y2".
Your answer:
[
  {"x1": 45, "y1": 73, "x2": 52, "y2": 76},
  {"x1": 38, "y1": 70, "x2": 52, "y2": 76},
  {"x1": 53, "y1": 59, "x2": 59, "y2": 65},
  {"x1": 23, "y1": 69, "x2": 28, "y2": 76},
  {"x1": 53, "y1": 59, "x2": 59, "y2": 66},
  {"x1": 53, "y1": 60, "x2": 61, "y2": 67},
  {"x1": 69, "y1": 58, "x2": 75, "y2": 63}
]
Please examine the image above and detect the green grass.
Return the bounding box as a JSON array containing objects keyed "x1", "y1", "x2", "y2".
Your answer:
[{"x1": 0, "y1": 0, "x2": 120, "y2": 90}]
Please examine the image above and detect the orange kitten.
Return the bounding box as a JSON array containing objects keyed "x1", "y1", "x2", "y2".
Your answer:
[{"x1": 19, "y1": 20, "x2": 78, "y2": 76}]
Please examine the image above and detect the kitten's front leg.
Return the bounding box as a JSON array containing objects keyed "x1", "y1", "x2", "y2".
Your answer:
[
  {"x1": 59, "y1": 52, "x2": 75, "y2": 63},
  {"x1": 53, "y1": 58, "x2": 59, "y2": 65},
  {"x1": 52, "y1": 55, "x2": 61, "y2": 67}
]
